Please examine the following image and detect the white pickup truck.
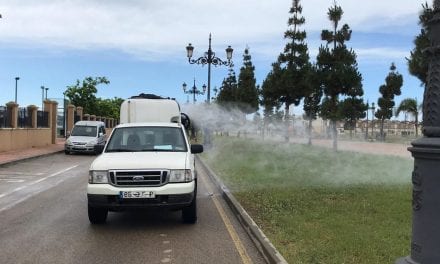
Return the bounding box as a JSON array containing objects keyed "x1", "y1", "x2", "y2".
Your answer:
[{"x1": 87, "y1": 95, "x2": 203, "y2": 224}]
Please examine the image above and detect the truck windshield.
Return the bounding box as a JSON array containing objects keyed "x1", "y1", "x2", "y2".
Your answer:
[
  {"x1": 71, "y1": 126, "x2": 97, "y2": 137},
  {"x1": 106, "y1": 126, "x2": 187, "y2": 152}
]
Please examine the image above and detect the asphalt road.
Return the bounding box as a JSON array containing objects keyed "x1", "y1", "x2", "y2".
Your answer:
[{"x1": 0, "y1": 153, "x2": 266, "y2": 264}]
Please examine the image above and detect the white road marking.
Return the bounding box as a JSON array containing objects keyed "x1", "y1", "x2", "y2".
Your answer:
[
  {"x1": 0, "y1": 179, "x2": 25, "y2": 182},
  {"x1": 0, "y1": 165, "x2": 79, "y2": 212},
  {"x1": 0, "y1": 172, "x2": 44, "y2": 176}
]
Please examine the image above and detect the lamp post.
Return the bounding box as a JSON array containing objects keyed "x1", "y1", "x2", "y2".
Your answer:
[
  {"x1": 365, "y1": 101, "x2": 375, "y2": 140},
  {"x1": 186, "y1": 34, "x2": 233, "y2": 104},
  {"x1": 41, "y1": 86, "x2": 45, "y2": 110},
  {"x1": 45, "y1": 87, "x2": 49, "y2": 100},
  {"x1": 182, "y1": 79, "x2": 206, "y2": 104},
  {"x1": 396, "y1": 1, "x2": 440, "y2": 263},
  {"x1": 370, "y1": 102, "x2": 376, "y2": 139},
  {"x1": 14, "y1": 77, "x2": 20, "y2": 104}
]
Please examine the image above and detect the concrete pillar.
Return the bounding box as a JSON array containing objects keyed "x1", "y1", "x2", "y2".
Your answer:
[
  {"x1": 6, "y1": 102, "x2": 18, "y2": 128},
  {"x1": 396, "y1": 1, "x2": 440, "y2": 263},
  {"x1": 27, "y1": 105, "x2": 38, "y2": 128},
  {"x1": 51, "y1": 101, "x2": 58, "y2": 144},
  {"x1": 76, "y1": 106, "x2": 83, "y2": 121},
  {"x1": 83, "y1": 114, "x2": 90, "y2": 121},
  {"x1": 67, "y1": 104, "x2": 75, "y2": 135},
  {"x1": 90, "y1": 115, "x2": 96, "y2": 121}
]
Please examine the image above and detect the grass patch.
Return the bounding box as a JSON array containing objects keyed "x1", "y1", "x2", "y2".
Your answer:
[{"x1": 202, "y1": 137, "x2": 412, "y2": 263}]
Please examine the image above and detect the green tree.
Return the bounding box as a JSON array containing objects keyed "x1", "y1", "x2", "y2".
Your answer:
[
  {"x1": 65, "y1": 76, "x2": 110, "y2": 115},
  {"x1": 375, "y1": 63, "x2": 403, "y2": 141},
  {"x1": 95, "y1": 97, "x2": 124, "y2": 119},
  {"x1": 396, "y1": 98, "x2": 420, "y2": 137},
  {"x1": 261, "y1": 62, "x2": 283, "y2": 113},
  {"x1": 216, "y1": 67, "x2": 238, "y2": 109},
  {"x1": 303, "y1": 65, "x2": 323, "y2": 145},
  {"x1": 340, "y1": 97, "x2": 367, "y2": 139},
  {"x1": 407, "y1": 2, "x2": 433, "y2": 87},
  {"x1": 316, "y1": 2, "x2": 363, "y2": 150},
  {"x1": 261, "y1": 0, "x2": 311, "y2": 141},
  {"x1": 236, "y1": 48, "x2": 259, "y2": 114}
]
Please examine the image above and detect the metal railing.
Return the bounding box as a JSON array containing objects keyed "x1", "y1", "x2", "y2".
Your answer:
[
  {"x1": 37, "y1": 110, "x2": 49, "y2": 128},
  {"x1": 0, "y1": 106, "x2": 11, "y2": 128}
]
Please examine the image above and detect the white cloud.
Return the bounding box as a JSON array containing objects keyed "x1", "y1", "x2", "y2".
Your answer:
[{"x1": 0, "y1": 0, "x2": 428, "y2": 61}]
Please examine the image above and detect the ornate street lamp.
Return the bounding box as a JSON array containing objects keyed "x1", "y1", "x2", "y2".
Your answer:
[
  {"x1": 186, "y1": 34, "x2": 233, "y2": 103},
  {"x1": 182, "y1": 79, "x2": 206, "y2": 104},
  {"x1": 396, "y1": 1, "x2": 440, "y2": 263},
  {"x1": 14, "y1": 77, "x2": 20, "y2": 104}
]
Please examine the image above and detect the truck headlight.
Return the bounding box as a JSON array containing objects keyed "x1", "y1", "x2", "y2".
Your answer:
[
  {"x1": 89, "y1": 170, "x2": 109, "y2": 184},
  {"x1": 169, "y1": 170, "x2": 193, "y2": 183}
]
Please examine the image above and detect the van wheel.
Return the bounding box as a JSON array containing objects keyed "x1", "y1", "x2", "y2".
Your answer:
[
  {"x1": 88, "y1": 205, "x2": 108, "y2": 224},
  {"x1": 182, "y1": 197, "x2": 197, "y2": 224},
  {"x1": 64, "y1": 150, "x2": 70, "y2": 155}
]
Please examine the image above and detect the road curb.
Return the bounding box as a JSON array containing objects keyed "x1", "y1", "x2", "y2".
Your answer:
[
  {"x1": 197, "y1": 156, "x2": 288, "y2": 264},
  {"x1": 0, "y1": 150, "x2": 64, "y2": 167}
]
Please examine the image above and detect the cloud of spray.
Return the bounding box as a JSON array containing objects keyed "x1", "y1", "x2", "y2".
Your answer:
[
  {"x1": 181, "y1": 103, "x2": 310, "y2": 141},
  {"x1": 181, "y1": 103, "x2": 412, "y2": 190}
]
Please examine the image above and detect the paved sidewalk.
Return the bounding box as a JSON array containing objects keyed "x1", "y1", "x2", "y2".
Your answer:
[{"x1": 0, "y1": 138, "x2": 65, "y2": 166}]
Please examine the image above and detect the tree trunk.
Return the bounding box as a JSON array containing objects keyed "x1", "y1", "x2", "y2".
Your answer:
[
  {"x1": 308, "y1": 119, "x2": 312, "y2": 145},
  {"x1": 285, "y1": 104, "x2": 290, "y2": 142},
  {"x1": 380, "y1": 119, "x2": 385, "y2": 141},
  {"x1": 332, "y1": 120, "x2": 338, "y2": 151}
]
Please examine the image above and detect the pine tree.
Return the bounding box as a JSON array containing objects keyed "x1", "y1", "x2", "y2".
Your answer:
[
  {"x1": 375, "y1": 63, "x2": 403, "y2": 141},
  {"x1": 316, "y1": 2, "x2": 363, "y2": 150},
  {"x1": 407, "y1": 2, "x2": 433, "y2": 87},
  {"x1": 261, "y1": 0, "x2": 311, "y2": 141},
  {"x1": 216, "y1": 67, "x2": 238, "y2": 110},
  {"x1": 236, "y1": 48, "x2": 259, "y2": 114},
  {"x1": 303, "y1": 65, "x2": 323, "y2": 145}
]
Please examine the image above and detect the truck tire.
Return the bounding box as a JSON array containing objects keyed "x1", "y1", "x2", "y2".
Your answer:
[
  {"x1": 182, "y1": 197, "x2": 197, "y2": 224},
  {"x1": 88, "y1": 205, "x2": 108, "y2": 224}
]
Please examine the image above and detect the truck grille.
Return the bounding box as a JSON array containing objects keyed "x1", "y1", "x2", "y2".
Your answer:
[{"x1": 109, "y1": 170, "x2": 168, "y2": 187}]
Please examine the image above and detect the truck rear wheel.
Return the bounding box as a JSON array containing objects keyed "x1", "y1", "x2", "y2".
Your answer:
[
  {"x1": 182, "y1": 197, "x2": 197, "y2": 224},
  {"x1": 88, "y1": 205, "x2": 108, "y2": 224}
]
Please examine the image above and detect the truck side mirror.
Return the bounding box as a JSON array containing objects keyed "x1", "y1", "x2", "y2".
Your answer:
[
  {"x1": 94, "y1": 144, "x2": 105, "y2": 155},
  {"x1": 190, "y1": 144, "x2": 203, "y2": 154}
]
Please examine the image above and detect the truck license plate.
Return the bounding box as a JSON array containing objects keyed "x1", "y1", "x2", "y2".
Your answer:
[{"x1": 120, "y1": 191, "x2": 155, "y2": 199}]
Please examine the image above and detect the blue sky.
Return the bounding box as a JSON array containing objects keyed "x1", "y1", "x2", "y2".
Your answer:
[{"x1": 0, "y1": 0, "x2": 429, "y2": 118}]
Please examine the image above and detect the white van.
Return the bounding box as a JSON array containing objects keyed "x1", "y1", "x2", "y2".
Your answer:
[{"x1": 65, "y1": 121, "x2": 106, "y2": 155}]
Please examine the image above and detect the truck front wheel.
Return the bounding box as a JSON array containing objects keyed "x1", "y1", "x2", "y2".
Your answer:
[
  {"x1": 182, "y1": 197, "x2": 197, "y2": 224},
  {"x1": 88, "y1": 205, "x2": 108, "y2": 224}
]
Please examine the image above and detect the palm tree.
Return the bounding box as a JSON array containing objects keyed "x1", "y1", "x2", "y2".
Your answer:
[{"x1": 396, "y1": 98, "x2": 420, "y2": 137}]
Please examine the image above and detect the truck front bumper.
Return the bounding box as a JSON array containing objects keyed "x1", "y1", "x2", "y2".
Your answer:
[
  {"x1": 87, "y1": 193, "x2": 194, "y2": 210},
  {"x1": 87, "y1": 181, "x2": 195, "y2": 210}
]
